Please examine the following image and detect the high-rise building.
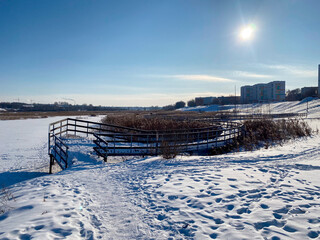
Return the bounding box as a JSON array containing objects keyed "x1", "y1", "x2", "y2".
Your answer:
[
  {"x1": 267, "y1": 81, "x2": 286, "y2": 101},
  {"x1": 318, "y1": 64, "x2": 320, "y2": 97},
  {"x1": 301, "y1": 87, "x2": 317, "y2": 98},
  {"x1": 240, "y1": 85, "x2": 254, "y2": 103},
  {"x1": 241, "y1": 81, "x2": 285, "y2": 103}
]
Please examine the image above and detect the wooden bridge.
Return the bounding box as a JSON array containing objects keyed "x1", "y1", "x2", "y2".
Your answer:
[{"x1": 48, "y1": 118, "x2": 243, "y2": 172}]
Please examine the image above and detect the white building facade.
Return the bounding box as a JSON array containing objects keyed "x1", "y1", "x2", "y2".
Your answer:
[
  {"x1": 241, "y1": 81, "x2": 285, "y2": 103},
  {"x1": 318, "y1": 65, "x2": 320, "y2": 97}
]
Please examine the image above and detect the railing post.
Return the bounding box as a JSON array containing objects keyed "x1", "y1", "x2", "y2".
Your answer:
[
  {"x1": 49, "y1": 155, "x2": 53, "y2": 174},
  {"x1": 186, "y1": 133, "x2": 189, "y2": 151},
  {"x1": 207, "y1": 131, "x2": 209, "y2": 151},
  {"x1": 155, "y1": 132, "x2": 159, "y2": 155},
  {"x1": 197, "y1": 132, "x2": 200, "y2": 154},
  {"x1": 66, "y1": 119, "x2": 69, "y2": 136},
  {"x1": 54, "y1": 136, "x2": 57, "y2": 159},
  {"x1": 130, "y1": 134, "x2": 133, "y2": 154},
  {"x1": 215, "y1": 130, "x2": 218, "y2": 148},
  {"x1": 48, "y1": 132, "x2": 50, "y2": 155},
  {"x1": 65, "y1": 147, "x2": 68, "y2": 169},
  {"x1": 74, "y1": 119, "x2": 77, "y2": 136},
  {"x1": 87, "y1": 122, "x2": 89, "y2": 137},
  {"x1": 59, "y1": 141, "x2": 61, "y2": 162}
]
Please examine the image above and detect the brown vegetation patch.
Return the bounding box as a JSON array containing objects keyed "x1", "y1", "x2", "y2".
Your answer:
[
  {"x1": 102, "y1": 113, "x2": 215, "y2": 131},
  {"x1": 0, "y1": 111, "x2": 111, "y2": 120},
  {"x1": 211, "y1": 118, "x2": 312, "y2": 154},
  {"x1": 242, "y1": 118, "x2": 312, "y2": 150}
]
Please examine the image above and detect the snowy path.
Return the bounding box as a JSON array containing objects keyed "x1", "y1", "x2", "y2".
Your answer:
[
  {"x1": 1, "y1": 133, "x2": 320, "y2": 239},
  {"x1": 1, "y1": 109, "x2": 320, "y2": 239},
  {"x1": 0, "y1": 115, "x2": 103, "y2": 186}
]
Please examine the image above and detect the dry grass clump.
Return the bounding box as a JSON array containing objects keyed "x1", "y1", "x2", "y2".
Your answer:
[
  {"x1": 210, "y1": 118, "x2": 312, "y2": 155},
  {"x1": 102, "y1": 114, "x2": 213, "y2": 131},
  {"x1": 160, "y1": 141, "x2": 180, "y2": 159},
  {"x1": 0, "y1": 186, "x2": 15, "y2": 214},
  {"x1": 241, "y1": 118, "x2": 312, "y2": 150},
  {"x1": 0, "y1": 111, "x2": 113, "y2": 120}
]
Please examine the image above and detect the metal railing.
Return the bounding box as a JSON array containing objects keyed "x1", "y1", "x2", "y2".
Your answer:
[
  {"x1": 49, "y1": 118, "x2": 243, "y2": 162},
  {"x1": 49, "y1": 134, "x2": 69, "y2": 173},
  {"x1": 47, "y1": 112, "x2": 307, "y2": 170},
  {"x1": 93, "y1": 133, "x2": 109, "y2": 161}
]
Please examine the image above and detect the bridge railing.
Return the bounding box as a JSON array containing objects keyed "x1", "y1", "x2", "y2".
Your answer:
[
  {"x1": 48, "y1": 133, "x2": 69, "y2": 173},
  {"x1": 93, "y1": 133, "x2": 109, "y2": 161},
  {"x1": 48, "y1": 118, "x2": 243, "y2": 165},
  {"x1": 93, "y1": 123, "x2": 242, "y2": 157}
]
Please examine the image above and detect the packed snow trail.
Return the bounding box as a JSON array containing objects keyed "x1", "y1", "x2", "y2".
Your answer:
[
  {"x1": 1, "y1": 133, "x2": 320, "y2": 239},
  {"x1": 1, "y1": 105, "x2": 320, "y2": 239},
  {"x1": 0, "y1": 116, "x2": 103, "y2": 187}
]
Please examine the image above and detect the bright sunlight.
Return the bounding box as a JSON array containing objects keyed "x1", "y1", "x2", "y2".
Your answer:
[{"x1": 240, "y1": 24, "x2": 256, "y2": 41}]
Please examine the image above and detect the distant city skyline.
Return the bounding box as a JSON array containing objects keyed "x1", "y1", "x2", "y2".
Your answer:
[{"x1": 0, "y1": 0, "x2": 319, "y2": 106}]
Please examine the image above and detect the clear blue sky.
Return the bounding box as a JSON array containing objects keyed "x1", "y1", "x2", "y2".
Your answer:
[{"x1": 0, "y1": 0, "x2": 319, "y2": 106}]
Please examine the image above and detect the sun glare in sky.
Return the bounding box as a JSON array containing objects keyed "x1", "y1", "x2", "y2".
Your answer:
[{"x1": 240, "y1": 24, "x2": 256, "y2": 41}]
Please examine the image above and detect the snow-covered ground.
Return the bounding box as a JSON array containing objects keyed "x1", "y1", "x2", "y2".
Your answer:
[
  {"x1": 182, "y1": 97, "x2": 320, "y2": 118},
  {"x1": 1, "y1": 101, "x2": 320, "y2": 239}
]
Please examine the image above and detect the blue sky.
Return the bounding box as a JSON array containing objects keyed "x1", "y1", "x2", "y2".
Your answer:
[{"x1": 0, "y1": 0, "x2": 319, "y2": 106}]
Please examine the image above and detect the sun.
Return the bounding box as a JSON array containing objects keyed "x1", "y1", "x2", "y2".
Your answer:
[{"x1": 240, "y1": 24, "x2": 256, "y2": 41}]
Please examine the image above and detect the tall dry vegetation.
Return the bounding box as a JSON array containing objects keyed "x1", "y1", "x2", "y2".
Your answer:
[
  {"x1": 242, "y1": 118, "x2": 312, "y2": 150},
  {"x1": 0, "y1": 186, "x2": 15, "y2": 214},
  {"x1": 103, "y1": 114, "x2": 313, "y2": 157},
  {"x1": 160, "y1": 141, "x2": 181, "y2": 159},
  {"x1": 211, "y1": 118, "x2": 312, "y2": 154},
  {"x1": 230, "y1": 118, "x2": 312, "y2": 153},
  {"x1": 102, "y1": 113, "x2": 215, "y2": 159},
  {"x1": 102, "y1": 114, "x2": 212, "y2": 131}
]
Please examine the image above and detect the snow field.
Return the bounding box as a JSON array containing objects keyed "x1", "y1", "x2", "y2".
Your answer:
[
  {"x1": 3, "y1": 135, "x2": 320, "y2": 239},
  {"x1": 183, "y1": 97, "x2": 320, "y2": 119},
  {"x1": 1, "y1": 102, "x2": 320, "y2": 239}
]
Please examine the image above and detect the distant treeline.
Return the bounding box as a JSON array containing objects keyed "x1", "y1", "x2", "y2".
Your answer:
[
  {"x1": 163, "y1": 96, "x2": 240, "y2": 110},
  {"x1": 0, "y1": 102, "x2": 160, "y2": 112},
  {"x1": 163, "y1": 87, "x2": 318, "y2": 111},
  {"x1": 286, "y1": 87, "x2": 318, "y2": 101}
]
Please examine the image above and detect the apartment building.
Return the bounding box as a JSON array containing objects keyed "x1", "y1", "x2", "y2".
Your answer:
[{"x1": 241, "y1": 81, "x2": 285, "y2": 103}]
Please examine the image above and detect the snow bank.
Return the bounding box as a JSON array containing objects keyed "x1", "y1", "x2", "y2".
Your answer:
[
  {"x1": 182, "y1": 99, "x2": 320, "y2": 118},
  {"x1": 0, "y1": 115, "x2": 104, "y2": 185},
  {"x1": 0, "y1": 115, "x2": 320, "y2": 239}
]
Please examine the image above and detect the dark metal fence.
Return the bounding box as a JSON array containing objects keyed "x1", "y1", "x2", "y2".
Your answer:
[
  {"x1": 93, "y1": 133, "x2": 108, "y2": 162},
  {"x1": 151, "y1": 112, "x2": 307, "y2": 122},
  {"x1": 48, "y1": 134, "x2": 69, "y2": 173},
  {"x1": 48, "y1": 111, "x2": 307, "y2": 172},
  {"x1": 48, "y1": 118, "x2": 243, "y2": 170}
]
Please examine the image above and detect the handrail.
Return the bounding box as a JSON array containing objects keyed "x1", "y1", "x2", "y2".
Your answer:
[
  {"x1": 49, "y1": 118, "x2": 241, "y2": 133},
  {"x1": 48, "y1": 113, "x2": 305, "y2": 166},
  {"x1": 49, "y1": 117, "x2": 242, "y2": 142},
  {"x1": 93, "y1": 133, "x2": 109, "y2": 161},
  {"x1": 49, "y1": 133, "x2": 69, "y2": 172},
  {"x1": 49, "y1": 117, "x2": 241, "y2": 136},
  {"x1": 48, "y1": 117, "x2": 244, "y2": 166}
]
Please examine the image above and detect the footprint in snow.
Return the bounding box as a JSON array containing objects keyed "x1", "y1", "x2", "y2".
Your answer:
[
  {"x1": 227, "y1": 178, "x2": 237, "y2": 181},
  {"x1": 308, "y1": 231, "x2": 319, "y2": 239},
  {"x1": 34, "y1": 225, "x2": 45, "y2": 231},
  {"x1": 283, "y1": 225, "x2": 298, "y2": 233}
]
